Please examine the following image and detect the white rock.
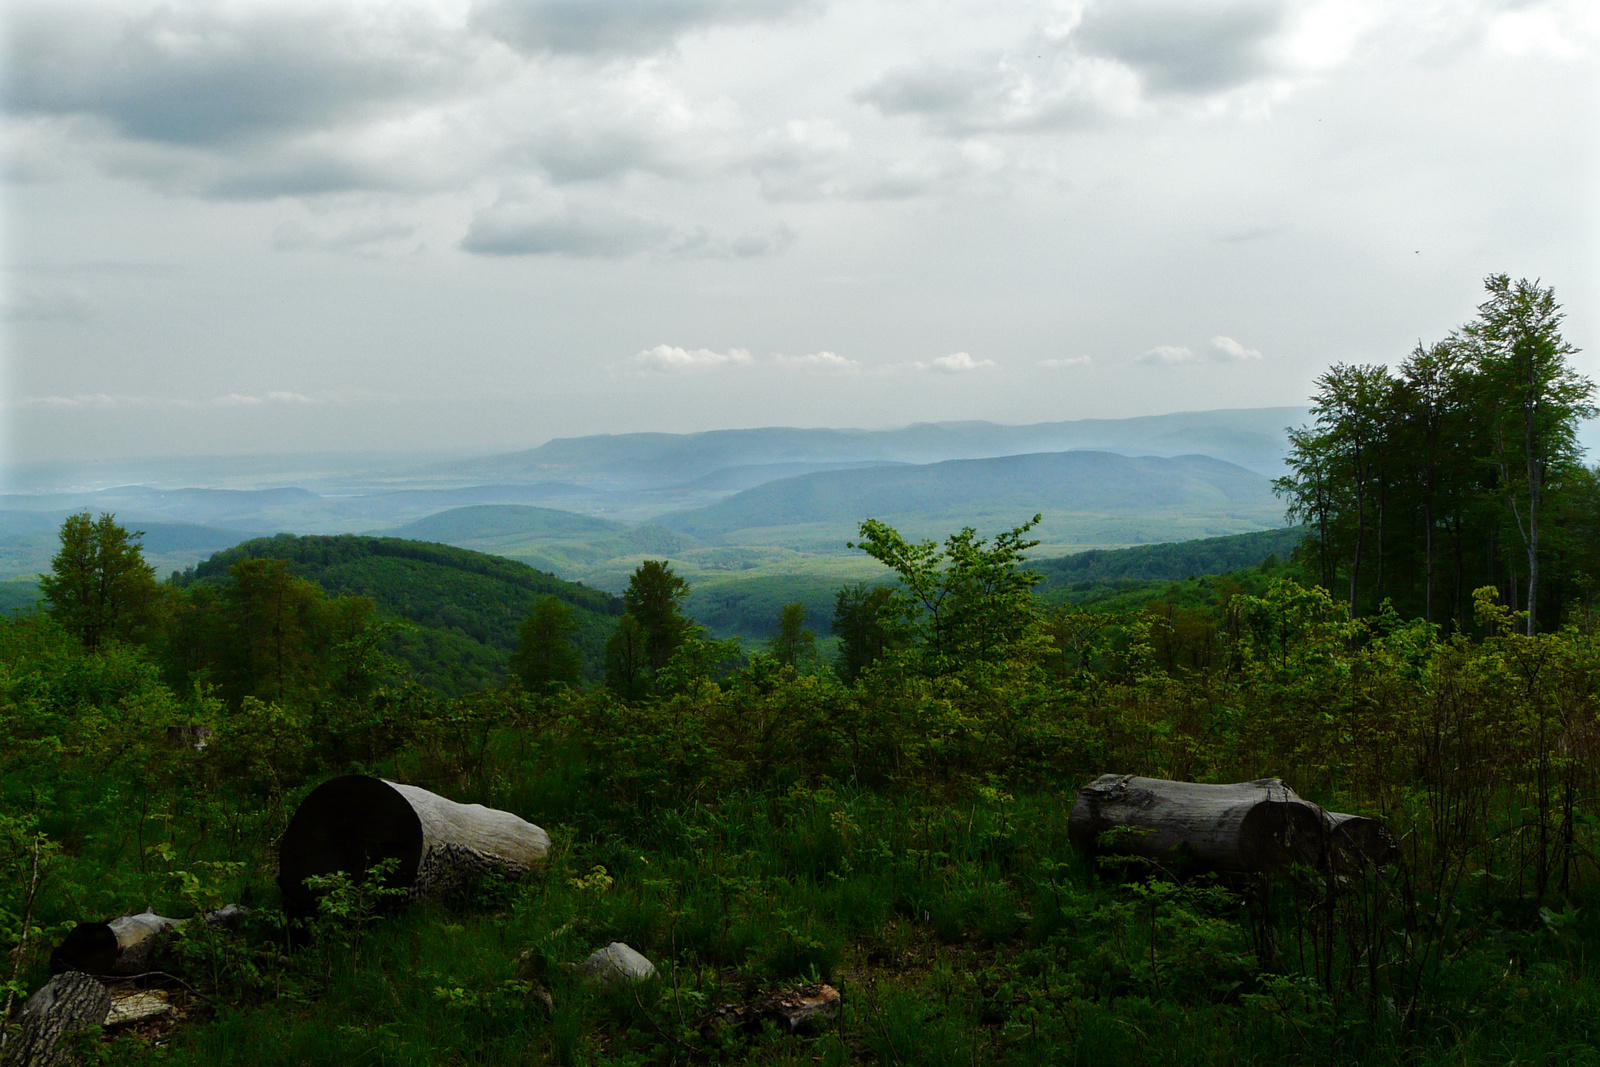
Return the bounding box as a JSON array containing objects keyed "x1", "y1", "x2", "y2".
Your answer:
[{"x1": 578, "y1": 942, "x2": 656, "y2": 984}]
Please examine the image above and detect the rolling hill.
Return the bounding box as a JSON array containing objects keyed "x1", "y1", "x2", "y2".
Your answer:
[
  {"x1": 656, "y1": 451, "x2": 1287, "y2": 553},
  {"x1": 188, "y1": 535, "x2": 623, "y2": 693}
]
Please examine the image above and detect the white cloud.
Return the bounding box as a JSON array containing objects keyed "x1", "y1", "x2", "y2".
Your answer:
[
  {"x1": 629, "y1": 345, "x2": 756, "y2": 373},
  {"x1": 16, "y1": 391, "x2": 317, "y2": 409},
  {"x1": 1137, "y1": 344, "x2": 1198, "y2": 365},
  {"x1": 1210, "y1": 335, "x2": 1263, "y2": 361},
  {"x1": 1038, "y1": 355, "x2": 1092, "y2": 368},
  {"x1": 930, "y1": 351, "x2": 996, "y2": 373},
  {"x1": 773, "y1": 351, "x2": 862, "y2": 372}
]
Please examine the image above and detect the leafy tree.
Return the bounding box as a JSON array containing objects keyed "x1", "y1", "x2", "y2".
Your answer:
[
  {"x1": 831, "y1": 584, "x2": 900, "y2": 683},
  {"x1": 622, "y1": 560, "x2": 691, "y2": 672},
  {"x1": 766, "y1": 601, "x2": 817, "y2": 670},
  {"x1": 850, "y1": 515, "x2": 1043, "y2": 674},
  {"x1": 512, "y1": 595, "x2": 583, "y2": 689},
  {"x1": 604, "y1": 614, "x2": 649, "y2": 700},
  {"x1": 1459, "y1": 274, "x2": 1595, "y2": 633},
  {"x1": 39, "y1": 512, "x2": 164, "y2": 651}
]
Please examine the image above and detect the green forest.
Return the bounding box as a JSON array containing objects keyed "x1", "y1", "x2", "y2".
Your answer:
[{"x1": 1, "y1": 275, "x2": 1598, "y2": 1066}]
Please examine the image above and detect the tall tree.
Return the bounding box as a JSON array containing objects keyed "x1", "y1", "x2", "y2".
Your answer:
[
  {"x1": 622, "y1": 560, "x2": 691, "y2": 672},
  {"x1": 766, "y1": 601, "x2": 817, "y2": 669},
  {"x1": 831, "y1": 584, "x2": 900, "y2": 683},
  {"x1": 39, "y1": 512, "x2": 163, "y2": 651},
  {"x1": 513, "y1": 595, "x2": 583, "y2": 689},
  {"x1": 1460, "y1": 275, "x2": 1595, "y2": 633}
]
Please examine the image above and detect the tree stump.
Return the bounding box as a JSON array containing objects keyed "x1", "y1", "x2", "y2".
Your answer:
[
  {"x1": 1068, "y1": 774, "x2": 1389, "y2": 875},
  {"x1": 2, "y1": 972, "x2": 110, "y2": 1067},
  {"x1": 276, "y1": 775, "x2": 550, "y2": 915}
]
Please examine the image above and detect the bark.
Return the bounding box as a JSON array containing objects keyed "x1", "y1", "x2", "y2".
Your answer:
[
  {"x1": 277, "y1": 775, "x2": 550, "y2": 915},
  {"x1": 48, "y1": 905, "x2": 247, "y2": 977},
  {"x1": 2, "y1": 972, "x2": 110, "y2": 1067},
  {"x1": 1068, "y1": 775, "x2": 1393, "y2": 876}
]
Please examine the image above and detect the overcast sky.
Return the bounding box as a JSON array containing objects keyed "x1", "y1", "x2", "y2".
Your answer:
[{"x1": 2, "y1": 0, "x2": 1596, "y2": 464}]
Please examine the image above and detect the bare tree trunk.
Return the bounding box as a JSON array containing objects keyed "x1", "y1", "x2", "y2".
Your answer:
[
  {"x1": 2, "y1": 972, "x2": 109, "y2": 1067},
  {"x1": 277, "y1": 775, "x2": 550, "y2": 915},
  {"x1": 48, "y1": 906, "x2": 246, "y2": 977}
]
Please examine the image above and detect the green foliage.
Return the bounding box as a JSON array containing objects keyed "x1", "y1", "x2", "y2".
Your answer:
[
  {"x1": 183, "y1": 534, "x2": 622, "y2": 692},
  {"x1": 765, "y1": 602, "x2": 817, "y2": 669},
  {"x1": 40, "y1": 512, "x2": 167, "y2": 651},
  {"x1": 512, "y1": 596, "x2": 583, "y2": 690},
  {"x1": 1277, "y1": 275, "x2": 1597, "y2": 630},
  {"x1": 622, "y1": 560, "x2": 691, "y2": 673},
  {"x1": 850, "y1": 514, "x2": 1044, "y2": 674}
]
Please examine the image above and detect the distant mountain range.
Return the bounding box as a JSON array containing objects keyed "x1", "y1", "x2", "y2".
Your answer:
[
  {"x1": 0, "y1": 408, "x2": 1305, "y2": 585},
  {"x1": 439, "y1": 406, "x2": 1307, "y2": 486}
]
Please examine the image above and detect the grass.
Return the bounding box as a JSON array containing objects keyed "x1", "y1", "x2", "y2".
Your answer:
[{"x1": 107, "y1": 736, "x2": 1600, "y2": 1066}]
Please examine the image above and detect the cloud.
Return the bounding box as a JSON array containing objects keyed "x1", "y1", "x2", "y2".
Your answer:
[
  {"x1": 1074, "y1": 0, "x2": 1286, "y2": 96},
  {"x1": 929, "y1": 351, "x2": 996, "y2": 373},
  {"x1": 273, "y1": 220, "x2": 418, "y2": 255},
  {"x1": 628, "y1": 345, "x2": 756, "y2": 373},
  {"x1": 1210, "y1": 335, "x2": 1263, "y2": 360},
  {"x1": 1135, "y1": 337, "x2": 1264, "y2": 365},
  {"x1": 471, "y1": 0, "x2": 812, "y2": 56},
  {"x1": 5, "y1": 2, "x2": 470, "y2": 149},
  {"x1": 855, "y1": 53, "x2": 1137, "y2": 136},
  {"x1": 16, "y1": 391, "x2": 316, "y2": 409},
  {"x1": 1, "y1": 286, "x2": 93, "y2": 322},
  {"x1": 462, "y1": 199, "x2": 672, "y2": 257},
  {"x1": 1038, "y1": 355, "x2": 1092, "y2": 368},
  {"x1": 773, "y1": 351, "x2": 861, "y2": 372},
  {"x1": 1137, "y1": 344, "x2": 1198, "y2": 365}
]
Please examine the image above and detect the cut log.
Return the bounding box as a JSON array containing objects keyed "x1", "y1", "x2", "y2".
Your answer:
[
  {"x1": 1326, "y1": 811, "x2": 1399, "y2": 870},
  {"x1": 276, "y1": 775, "x2": 549, "y2": 915},
  {"x1": 1068, "y1": 775, "x2": 1392, "y2": 876},
  {"x1": 2, "y1": 972, "x2": 110, "y2": 1067},
  {"x1": 703, "y1": 984, "x2": 841, "y2": 1037},
  {"x1": 49, "y1": 906, "x2": 248, "y2": 977}
]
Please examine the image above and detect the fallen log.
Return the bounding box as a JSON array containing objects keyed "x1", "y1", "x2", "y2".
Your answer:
[
  {"x1": 276, "y1": 775, "x2": 550, "y2": 915},
  {"x1": 1068, "y1": 774, "x2": 1392, "y2": 876},
  {"x1": 2, "y1": 972, "x2": 110, "y2": 1067},
  {"x1": 48, "y1": 905, "x2": 248, "y2": 977}
]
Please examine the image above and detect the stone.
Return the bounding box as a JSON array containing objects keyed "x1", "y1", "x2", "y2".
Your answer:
[{"x1": 576, "y1": 942, "x2": 656, "y2": 984}]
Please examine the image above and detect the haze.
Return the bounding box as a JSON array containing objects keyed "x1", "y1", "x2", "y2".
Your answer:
[{"x1": 3, "y1": 0, "x2": 1598, "y2": 467}]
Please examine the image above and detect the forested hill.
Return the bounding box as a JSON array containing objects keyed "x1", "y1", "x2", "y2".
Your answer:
[
  {"x1": 187, "y1": 534, "x2": 622, "y2": 691},
  {"x1": 1030, "y1": 527, "x2": 1307, "y2": 595}
]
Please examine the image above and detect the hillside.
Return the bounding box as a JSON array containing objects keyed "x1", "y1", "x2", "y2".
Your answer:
[
  {"x1": 382, "y1": 505, "x2": 693, "y2": 580},
  {"x1": 1030, "y1": 527, "x2": 1308, "y2": 597},
  {"x1": 189, "y1": 534, "x2": 623, "y2": 692},
  {"x1": 657, "y1": 451, "x2": 1285, "y2": 552}
]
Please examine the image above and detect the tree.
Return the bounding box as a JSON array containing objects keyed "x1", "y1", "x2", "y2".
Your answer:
[
  {"x1": 604, "y1": 614, "x2": 649, "y2": 700},
  {"x1": 850, "y1": 515, "x2": 1043, "y2": 674},
  {"x1": 766, "y1": 601, "x2": 817, "y2": 670},
  {"x1": 512, "y1": 595, "x2": 583, "y2": 689},
  {"x1": 622, "y1": 560, "x2": 691, "y2": 672},
  {"x1": 1460, "y1": 275, "x2": 1595, "y2": 633},
  {"x1": 223, "y1": 557, "x2": 325, "y2": 705},
  {"x1": 831, "y1": 584, "x2": 900, "y2": 683},
  {"x1": 39, "y1": 512, "x2": 163, "y2": 651}
]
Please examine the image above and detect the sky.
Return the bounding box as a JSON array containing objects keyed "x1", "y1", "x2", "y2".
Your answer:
[{"x1": 2, "y1": 0, "x2": 1597, "y2": 464}]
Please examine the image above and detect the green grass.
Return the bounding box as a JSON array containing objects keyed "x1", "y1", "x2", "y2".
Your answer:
[{"x1": 122, "y1": 752, "x2": 1600, "y2": 1067}]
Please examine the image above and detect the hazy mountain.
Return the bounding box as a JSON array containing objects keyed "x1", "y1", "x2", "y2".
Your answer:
[
  {"x1": 658, "y1": 451, "x2": 1286, "y2": 550},
  {"x1": 440, "y1": 407, "x2": 1308, "y2": 487},
  {"x1": 382, "y1": 504, "x2": 693, "y2": 578}
]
